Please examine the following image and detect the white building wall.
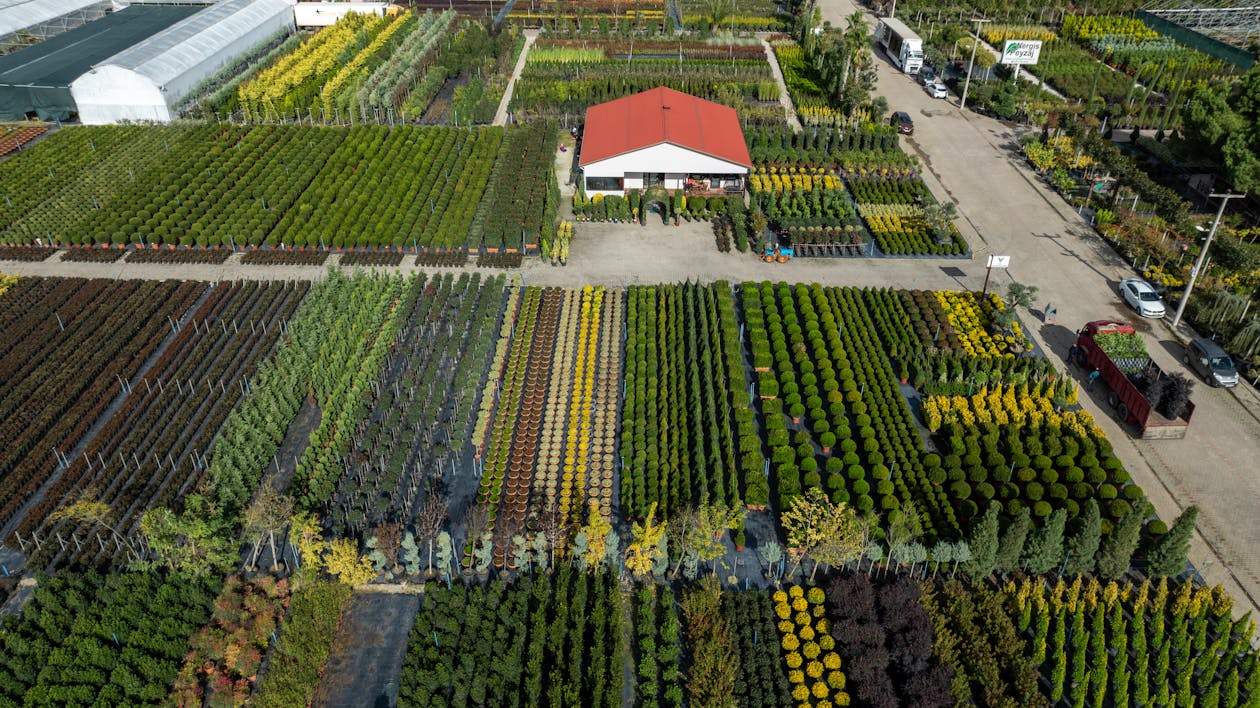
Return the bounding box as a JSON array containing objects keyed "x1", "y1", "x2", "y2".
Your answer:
[
  {"x1": 294, "y1": 2, "x2": 389, "y2": 27},
  {"x1": 582, "y1": 143, "x2": 747, "y2": 195},
  {"x1": 71, "y1": 65, "x2": 170, "y2": 124},
  {"x1": 582, "y1": 142, "x2": 748, "y2": 179}
]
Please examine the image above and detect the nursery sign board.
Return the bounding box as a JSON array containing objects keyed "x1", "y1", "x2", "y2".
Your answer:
[{"x1": 1001, "y1": 40, "x2": 1042, "y2": 65}]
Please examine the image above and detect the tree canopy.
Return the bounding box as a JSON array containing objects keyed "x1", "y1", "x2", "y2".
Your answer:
[{"x1": 1180, "y1": 66, "x2": 1260, "y2": 193}]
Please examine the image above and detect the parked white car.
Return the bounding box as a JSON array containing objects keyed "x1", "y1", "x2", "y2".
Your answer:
[
  {"x1": 925, "y1": 81, "x2": 948, "y2": 99},
  {"x1": 1119, "y1": 278, "x2": 1166, "y2": 318}
]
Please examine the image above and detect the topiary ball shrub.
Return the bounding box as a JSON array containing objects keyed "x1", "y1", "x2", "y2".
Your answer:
[
  {"x1": 1050, "y1": 483, "x2": 1069, "y2": 500},
  {"x1": 1123, "y1": 484, "x2": 1145, "y2": 501},
  {"x1": 1109, "y1": 499, "x2": 1132, "y2": 520},
  {"x1": 1073, "y1": 482, "x2": 1094, "y2": 500},
  {"x1": 1064, "y1": 499, "x2": 1080, "y2": 517},
  {"x1": 1098, "y1": 483, "x2": 1118, "y2": 500},
  {"x1": 1033, "y1": 501, "x2": 1053, "y2": 517},
  {"x1": 1087, "y1": 467, "x2": 1107, "y2": 485},
  {"x1": 852, "y1": 479, "x2": 871, "y2": 496},
  {"x1": 1065, "y1": 466, "x2": 1085, "y2": 484},
  {"x1": 968, "y1": 466, "x2": 988, "y2": 484},
  {"x1": 1007, "y1": 499, "x2": 1025, "y2": 516},
  {"x1": 976, "y1": 482, "x2": 996, "y2": 500},
  {"x1": 1146, "y1": 519, "x2": 1168, "y2": 536},
  {"x1": 1017, "y1": 468, "x2": 1038, "y2": 483},
  {"x1": 923, "y1": 453, "x2": 941, "y2": 469},
  {"x1": 1025, "y1": 482, "x2": 1044, "y2": 501},
  {"x1": 876, "y1": 480, "x2": 895, "y2": 496},
  {"x1": 960, "y1": 499, "x2": 979, "y2": 519},
  {"x1": 1111, "y1": 467, "x2": 1130, "y2": 485},
  {"x1": 881, "y1": 494, "x2": 900, "y2": 511},
  {"x1": 1040, "y1": 469, "x2": 1059, "y2": 485},
  {"x1": 804, "y1": 471, "x2": 822, "y2": 488},
  {"x1": 929, "y1": 468, "x2": 947, "y2": 485},
  {"x1": 950, "y1": 481, "x2": 972, "y2": 499},
  {"x1": 856, "y1": 495, "x2": 875, "y2": 511}
]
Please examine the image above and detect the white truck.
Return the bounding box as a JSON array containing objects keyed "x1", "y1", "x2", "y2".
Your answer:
[{"x1": 875, "y1": 17, "x2": 924, "y2": 74}]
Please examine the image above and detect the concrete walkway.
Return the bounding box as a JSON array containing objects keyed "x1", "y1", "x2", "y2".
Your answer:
[
  {"x1": 760, "y1": 36, "x2": 803, "y2": 133},
  {"x1": 493, "y1": 29, "x2": 538, "y2": 127}
]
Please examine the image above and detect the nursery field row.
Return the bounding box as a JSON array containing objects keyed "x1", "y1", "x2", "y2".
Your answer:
[
  {"x1": 510, "y1": 47, "x2": 784, "y2": 124},
  {"x1": 25, "y1": 281, "x2": 309, "y2": 572},
  {"x1": 0, "y1": 278, "x2": 207, "y2": 541},
  {"x1": 3, "y1": 565, "x2": 1255, "y2": 708},
  {"x1": 467, "y1": 286, "x2": 626, "y2": 570},
  {"x1": 743, "y1": 127, "x2": 967, "y2": 256},
  {"x1": 0, "y1": 124, "x2": 555, "y2": 252},
  {"x1": 0, "y1": 276, "x2": 1179, "y2": 584},
  {"x1": 226, "y1": 13, "x2": 523, "y2": 127}
]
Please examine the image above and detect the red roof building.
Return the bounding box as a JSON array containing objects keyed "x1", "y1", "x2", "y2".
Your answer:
[{"x1": 578, "y1": 87, "x2": 750, "y2": 196}]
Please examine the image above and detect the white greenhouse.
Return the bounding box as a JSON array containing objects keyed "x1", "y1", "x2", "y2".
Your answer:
[
  {"x1": 70, "y1": 0, "x2": 294, "y2": 124},
  {"x1": 0, "y1": 0, "x2": 112, "y2": 52}
]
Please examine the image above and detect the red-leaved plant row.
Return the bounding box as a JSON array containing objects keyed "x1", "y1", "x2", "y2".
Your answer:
[
  {"x1": 0, "y1": 246, "x2": 55, "y2": 261},
  {"x1": 59, "y1": 247, "x2": 126, "y2": 263},
  {"x1": 0, "y1": 279, "x2": 206, "y2": 535},
  {"x1": 241, "y1": 250, "x2": 330, "y2": 266},
  {"x1": 126, "y1": 248, "x2": 233, "y2": 264},
  {"x1": 32, "y1": 281, "x2": 308, "y2": 569},
  {"x1": 0, "y1": 124, "x2": 48, "y2": 158}
]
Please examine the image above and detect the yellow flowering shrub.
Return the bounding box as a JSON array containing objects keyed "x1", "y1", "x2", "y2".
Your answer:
[
  {"x1": 823, "y1": 652, "x2": 842, "y2": 670},
  {"x1": 793, "y1": 684, "x2": 811, "y2": 701},
  {"x1": 793, "y1": 596, "x2": 809, "y2": 612},
  {"x1": 772, "y1": 586, "x2": 839, "y2": 705},
  {"x1": 934, "y1": 291, "x2": 1013, "y2": 357},
  {"x1": 921, "y1": 383, "x2": 1092, "y2": 434},
  {"x1": 786, "y1": 652, "x2": 803, "y2": 669}
]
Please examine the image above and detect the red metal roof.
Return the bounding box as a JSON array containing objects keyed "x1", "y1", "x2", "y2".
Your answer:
[{"x1": 579, "y1": 87, "x2": 751, "y2": 168}]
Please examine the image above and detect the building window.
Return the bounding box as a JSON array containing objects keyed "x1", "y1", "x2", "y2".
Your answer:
[{"x1": 585, "y1": 176, "x2": 623, "y2": 191}]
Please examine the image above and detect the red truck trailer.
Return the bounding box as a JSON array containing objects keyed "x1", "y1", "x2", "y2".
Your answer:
[{"x1": 1073, "y1": 320, "x2": 1194, "y2": 440}]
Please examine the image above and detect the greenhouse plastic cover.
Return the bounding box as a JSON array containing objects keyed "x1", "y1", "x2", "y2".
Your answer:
[
  {"x1": 0, "y1": 4, "x2": 197, "y2": 120},
  {"x1": 0, "y1": 0, "x2": 106, "y2": 37},
  {"x1": 97, "y1": 0, "x2": 293, "y2": 96}
]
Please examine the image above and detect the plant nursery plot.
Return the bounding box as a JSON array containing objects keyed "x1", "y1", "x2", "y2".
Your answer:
[
  {"x1": 725, "y1": 590, "x2": 796, "y2": 706},
  {"x1": 169, "y1": 575, "x2": 291, "y2": 708},
  {"x1": 740, "y1": 283, "x2": 957, "y2": 540},
  {"x1": 81, "y1": 125, "x2": 346, "y2": 248},
  {"x1": 251, "y1": 581, "x2": 354, "y2": 708},
  {"x1": 746, "y1": 125, "x2": 914, "y2": 171},
  {"x1": 510, "y1": 41, "x2": 783, "y2": 125},
  {"x1": 469, "y1": 123, "x2": 559, "y2": 253},
  {"x1": 620, "y1": 282, "x2": 754, "y2": 521},
  {"x1": 1003, "y1": 576, "x2": 1260, "y2": 706},
  {"x1": 322, "y1": 273, "x2": 505, "y2": 537},
  {"x1": 468, "y1": 286, "x2": 626, "y2": 568},
  {"x1": 820, "y1": 575, "x2": 954, "y2": 706},
  {"x1": 506, "y1": 0, "x2": 669, "y2": 29},
  {"x1": 398, "y1": 569, "x2": 624, "y2": 707},
  {"x1": 268, "y1": 125, "x2": 501, "y2": 250},
  {"x1": 0, "y1": 123, "x2": 47, "y2": 158},
  {"x1": 674, "y1": 0, "x2": 784, "y2": 30},
  {"x1": 352, "y1": 10, "x2": 457, "y2": 120},
  {"x1": 237, "y1": 12, "x2": 396, "y2": 122},
  {"x1": 285, "y1": 273, "x2": 420, "y2": 511},
  {"x1": 920, "y1": 579, "x2": 1044, "y2": 706},
  {"x1": 408, "y1": 22, "x2": 524, "y2": 126},
  {"x1": 850, "y1": 176, "x2": 968, "y2": 256},
  {"x1": 767, "y1": 585, "x2": 853, "y2": 706},
  {"x1": 0, "y1": 570, "x2": 220, "y2": 706},
  {"x1": 27, "y1": 281, "x2": 310, "y2": 570},
  {"x1": 0, "y1": 278, "x2": 206, "y2": 542},
  {"x1": 633, "y1": 583, "x2": 685, "y2": 706},
  {"x1": 0, "y1": 125, "x2": 198, "y2": 244}
]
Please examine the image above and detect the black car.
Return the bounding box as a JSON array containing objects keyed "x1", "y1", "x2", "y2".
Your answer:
[{"x1": 890, "y1": 111, "x2": 914, "y2": 135}]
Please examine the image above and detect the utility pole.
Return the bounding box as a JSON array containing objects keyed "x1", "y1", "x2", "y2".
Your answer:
[
  {"x1": 959, "y1": 18, "x2": 992, "y2": 111},
  {"x1": 1171, "y1": 192, "x2": 1247, "y2": 327}
]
